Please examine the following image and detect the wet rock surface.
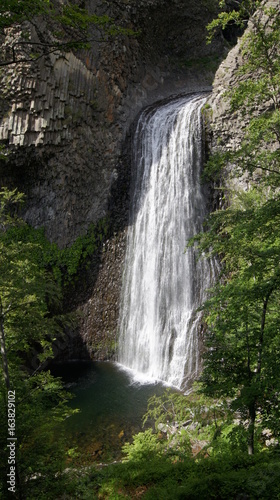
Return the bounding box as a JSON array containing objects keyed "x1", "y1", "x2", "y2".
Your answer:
[{"x1": 0, "y1": 0, "x2": 226, "y2": 357}]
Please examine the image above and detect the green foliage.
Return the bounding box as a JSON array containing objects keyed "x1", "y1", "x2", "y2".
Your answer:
[
  {"x1": 191, "y1": 187, "x2": 280, "y2": 449},
  {"x1": 0, "y1": 211, "x2": 65, "y2": 367},
  {"x1": 202, "y1": 150, "x2": 232, "y2": 182},
  {"x1": 0, "y1": 188, "x2": 88, "y2": 497},
  {"x1": 230, "y1": 7, "x2": 280, "y2": 112},
  {"x1": 143, "y1": 386, "x2": 236, "y2": 457},
  {"x1": 207, "y1": 0, "x2": 261, "y2": 43},
  {"x1": 190, "y1": 0, "x2": 280, "y2": 455},
  {"x1": 0, "y1": 371, "x2": 78, "y2": 499},
  {"x1": 68, "y1": 449, "x2": 280, "y2": 499},
  {"x1": 58, "y1": 217, "x2": 109, "y2": 282},
  {"x1": 2, "y1": 211, "x2": 109, "y2": 286},
  {"x1": 0, "y1": 0, "x2": 50, "y2": 29},
  {"x1": 122, "y1": 429, "x2": 164, "y2": 462},
  {"x1": 0, "y1": 187, "x2": 112, "y2": 496},
  {"x1": 0, "y1": 187, "x2": 25, "y2": 229}
]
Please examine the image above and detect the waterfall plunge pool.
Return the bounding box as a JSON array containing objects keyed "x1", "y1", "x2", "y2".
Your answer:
[
  {"x1": 50, "y1": 94, "x2": 213, "y2": 465},
  {"x1": 51, "y1": 360, "x2": 174, "y2": 465}
]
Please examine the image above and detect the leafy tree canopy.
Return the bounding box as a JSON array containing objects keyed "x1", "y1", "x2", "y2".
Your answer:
[
  {"x1": 0, "y1": 188, "x2": 83, "y2": 498},
  {"x1": 190, "y1": 0, "x2": 280, "y2": 455}
]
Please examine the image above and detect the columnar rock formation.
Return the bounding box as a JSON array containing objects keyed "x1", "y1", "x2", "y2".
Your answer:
[
  {"x1": 0, "y1": 0, "x2": 225, "y2": 359},
  {"x1": 0, "y1": 0, "x2": 224, "y2": 243}
]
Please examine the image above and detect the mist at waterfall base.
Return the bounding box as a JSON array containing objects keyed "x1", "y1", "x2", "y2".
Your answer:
[{"x1": 118, "y1": 93, "x2": 214, "y2": 390}]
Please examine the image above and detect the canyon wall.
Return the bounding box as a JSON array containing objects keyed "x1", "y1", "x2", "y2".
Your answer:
[
  {"x1": 0, "y1": 0, "x2": 226, "y2": 359},
  {"x1": 208, "y1": 0, "x2": 279, "y2": 192},
  {"x1": 0, "y1": 0, "x2": 224, "y2": 245}
]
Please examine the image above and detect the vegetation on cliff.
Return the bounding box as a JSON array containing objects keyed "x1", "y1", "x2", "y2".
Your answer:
[{"x1": 191, "y1": 0, "x2": 280, "y2": 456}]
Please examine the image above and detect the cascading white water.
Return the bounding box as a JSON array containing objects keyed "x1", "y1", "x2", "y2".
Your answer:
[{"x1": 118, "y1": 93, "x2": 214, "y2": 389}]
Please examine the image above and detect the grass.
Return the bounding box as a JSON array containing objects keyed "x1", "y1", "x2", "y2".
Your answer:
[{"x1": 64, "y1": 448, "x2": 280, "y2": 499}]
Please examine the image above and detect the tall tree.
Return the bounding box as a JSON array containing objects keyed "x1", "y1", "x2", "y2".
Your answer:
[
  {"x1": 0, "y1": 188, "x2": 77, "y2": 499},
  {"x1": 194, "y1": 190, "x2": 280, "y2": 454},
  {"x1": 192, "y1": 0, "x2": 280, "y2": 454}
]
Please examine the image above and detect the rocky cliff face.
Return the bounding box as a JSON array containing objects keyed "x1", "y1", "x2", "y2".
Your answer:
[
  {"x1": 0, "y1": 0, "x2": 226, "y2": 359},
  {"x1": 208, "y1": 0, "x2": 279, "y2": 191},
  {"x1": 0, "y1": 0, "x2": 224, "y2": 245}
]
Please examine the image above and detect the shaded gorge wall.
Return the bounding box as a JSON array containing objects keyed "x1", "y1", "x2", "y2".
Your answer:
[{"x1": 0, "y1": 0, "x2": 228, "y2": 361}]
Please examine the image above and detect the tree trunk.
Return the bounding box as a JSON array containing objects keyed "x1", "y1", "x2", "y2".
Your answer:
[
  {"x1": 0, "y1": 312, "x2": 10, "y2": 391},
  {"x1": 248, "y1": 401, "x2": 256, "y2": 455},
  {"x1": 0, "y1": 304, "x2": 23, "y2": 499},
  {"x1": 247, "y1": 292, "x2": 271, "y2": 455}
]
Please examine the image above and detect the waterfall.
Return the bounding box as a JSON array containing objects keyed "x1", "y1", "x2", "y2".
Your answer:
[{"x1": 118, "y1": 93, "x2": 214, "y2": 390}]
